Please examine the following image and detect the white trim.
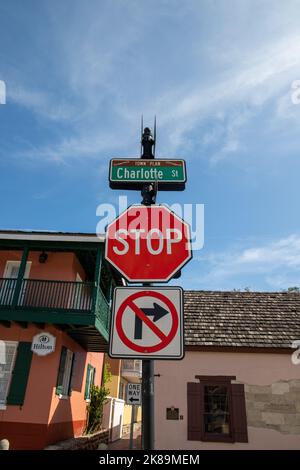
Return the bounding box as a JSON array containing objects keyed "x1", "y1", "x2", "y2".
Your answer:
[
  {"x1": 0, "y1": 341, "x2": 18, "y2": 406},
  {"x1": 0, "y1": 233, "x2": 105, "y2": 243},
  {"x1": 58, "y1": 395, "x2": 69, "y2": 400},
  {"x1": 61, "y1": 349, "x2": 74, "y2": 395},
  {"x1": 3, "y1": 260, "x2": 32, "y2": 279}
]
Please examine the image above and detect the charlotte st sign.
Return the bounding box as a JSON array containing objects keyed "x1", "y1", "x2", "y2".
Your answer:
[{"x1": 109, "y1": 158, "x2": 186, "y2": 190}]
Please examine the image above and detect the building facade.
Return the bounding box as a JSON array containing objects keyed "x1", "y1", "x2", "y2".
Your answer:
[
  {"x1": 154, "y1": 291, "x2": 300, "y2": 450},
  {"x1": 103, "y1": 356, "x2": 142, "y2": 441},
  {"x1": 0, "y1": 230, "x2": 120, "y2": 449}
]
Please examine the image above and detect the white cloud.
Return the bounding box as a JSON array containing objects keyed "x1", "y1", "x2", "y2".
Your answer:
[
  {"x1": 196, "y1": 235, "x2": 300, "y2": 290},
  {"x1": 155, "y1": 34, "x2": 300, "y2": 155},
  {"x1": 9, "y1": 85, "x2": 75, "y2": 122},
  {"x1": 5, "y1": 2, "x2": 300, "y2": 163},
  {"x1": 0, "y1": 80, "x2": 6, "y2": 104}
]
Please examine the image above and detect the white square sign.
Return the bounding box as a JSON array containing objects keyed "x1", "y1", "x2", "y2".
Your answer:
[
  {"x1": 109, "y1": 287, "x2": 184, "y2": 360},
  {"x1": 126, "y1": 383, "x2": 142, "y2": 405}
]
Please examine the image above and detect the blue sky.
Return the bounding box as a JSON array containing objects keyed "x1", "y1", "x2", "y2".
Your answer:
[{"x1": 1, "y1": 0, "x2": 300, "y2": 291}]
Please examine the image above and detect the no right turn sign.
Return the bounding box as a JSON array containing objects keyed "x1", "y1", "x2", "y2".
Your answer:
[{"x1": 109, "y1": 286, "x2": 184, "y2": 359}]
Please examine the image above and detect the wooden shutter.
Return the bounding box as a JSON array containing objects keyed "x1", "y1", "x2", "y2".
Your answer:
[
  {"x1": 84, "y1": 364, "x2": 92, "y2": 399},
  {"x1": 231, "y1": 383, "x2": 248, "y2": 442},
  {"x1": 6, "y1": 342, "x2": 33, "y2": 406},
  {"x1": 56, "y1": 346, "x2": 67, "y2": 395},
  {"x1": 187, "y1": 382, "x2": 203, "y2": 441},
  {"x1": 67, "y1": 352, "x2": 75, "y2": 396}
]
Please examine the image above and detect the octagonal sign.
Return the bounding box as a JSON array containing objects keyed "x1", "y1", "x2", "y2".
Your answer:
[{"x1": 105, "y1": 205, "x2": 192, "y2": 282}]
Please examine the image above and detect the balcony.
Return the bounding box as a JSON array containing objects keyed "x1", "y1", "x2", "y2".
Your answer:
[
  {"x1": 0, "y1": 231, "x2": 122, "y2": 352},
  {"x1": 121, "y1": 360, "x2": 142, "y2": 383},
  {"x1": 0, "y1": 278, "x2": 110, "y2": 352}
]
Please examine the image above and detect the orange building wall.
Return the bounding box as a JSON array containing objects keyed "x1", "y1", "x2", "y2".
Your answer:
[
  {"x1": 0, "y1": 250, "x2": 103, "y2": 449},
  {"x1": 0, "y1": 250, "x2": 86, "y2": 282},
  {"x1": 0, "y1": 324, "x2": 104, "y2": 449}
]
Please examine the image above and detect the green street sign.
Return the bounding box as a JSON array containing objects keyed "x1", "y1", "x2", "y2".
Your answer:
[{"x1": 109, "y1": 158, "x2": 187, "y2": 190}]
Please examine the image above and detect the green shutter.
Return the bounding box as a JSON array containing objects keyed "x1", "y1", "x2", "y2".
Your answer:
[
  {"x1": 84, "y1": 364, "x2": 92, "y2": 400},
  {"x1": 7, "y1": 342, "x2": 33, "y2": 406},
  {"x1": 68, "y1": 353, "x2": 75, "y2": 396},
  {"x1": 56, "y1": 346, "x2": 67, "y2": 395}
]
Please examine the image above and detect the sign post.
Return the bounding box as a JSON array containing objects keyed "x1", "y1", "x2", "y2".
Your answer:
[
  {"x1": 126, "y1": 383, "x2": 142, "y2": 450},
  {"x1": 106, "y1": 124, "x2": 192, "y2": 450}
]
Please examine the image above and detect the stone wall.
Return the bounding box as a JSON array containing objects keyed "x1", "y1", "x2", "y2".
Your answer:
[
  {"x1": 44, "y1": 429, "x2": 109, "y2": 450},
  {"x1": 245, "y1": 379, "x2": 300, "y2": 434}
]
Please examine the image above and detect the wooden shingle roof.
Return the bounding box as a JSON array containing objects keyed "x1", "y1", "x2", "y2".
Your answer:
[{"x1": 184, "y1": 291, "x2": 300, "y2": 349}]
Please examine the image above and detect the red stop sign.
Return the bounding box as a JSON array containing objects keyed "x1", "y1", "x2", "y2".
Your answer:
[{"x1": 105, "y1": 205, "x2": 192, "y2": 282}]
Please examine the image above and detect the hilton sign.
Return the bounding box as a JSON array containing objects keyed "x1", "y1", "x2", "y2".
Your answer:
[{"x1": 31, "y1": 332, "x2": 56, "y2": 356}]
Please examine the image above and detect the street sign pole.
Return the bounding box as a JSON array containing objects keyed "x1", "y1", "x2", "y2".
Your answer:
[
  {"x1": 141, "y1": 179, "x2": 155, "y2": 450},
  {"x1": 142, "y1": 358, "x2": 154, "y2": 450},
  {"x1": 106, "y1": 124, "x2": 191, "y2": 452},
  {"x1": 129, "y1": 404, "x2": 135, "y2": 450}
]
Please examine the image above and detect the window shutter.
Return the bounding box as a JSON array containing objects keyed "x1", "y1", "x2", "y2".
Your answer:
[
  {"x1": 187, "y1": 382, "x2": 203, "y2": 441},
  {"x1": 56, "y1": 346, "x2": 67, "y2": 395},
  {"x1": 68, "y1": 352, "x2": 75, "y2": 396},
  {"x1": 6, "y1": 342, "x2": 33, "y2": 406},
  {"x1": 231, "y1": 383, "x2": 248, "y2": 442},
  {"x1": 84, "y1": 364, "x2": 92, "y2": 400}
]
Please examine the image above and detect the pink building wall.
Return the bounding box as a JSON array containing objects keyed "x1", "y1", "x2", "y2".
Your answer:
[
  {"x1": 0, "y1": 249, "x2": 105, "y2": 449},
  {"x1": 154, "y1": 351, "x2": 300, "y2": 450},
  {"x1": 0, "y1": 250, "x2": 86, "y2": 281},
  {"x1": 0, "y1": 324, "x2": 104, "y2": 449}
]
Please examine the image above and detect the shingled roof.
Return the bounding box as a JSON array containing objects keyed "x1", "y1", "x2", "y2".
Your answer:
[{"x1": 184, "y1": 291, "x2": 300, "y2": 350}]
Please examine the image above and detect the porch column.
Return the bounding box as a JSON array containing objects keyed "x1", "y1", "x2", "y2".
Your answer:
[
  {"x1": 92, "y1": 245, "x2": 103, "y2": 311},
  {"x1": 12, "y1": 246, "x2": 29, "y2": 308}
]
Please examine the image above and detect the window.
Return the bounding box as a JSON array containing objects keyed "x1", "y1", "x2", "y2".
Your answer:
[
  {"x1": 56, "y1": 347, "x2": 74, "y2": 397},
  {"x1": 187, "y1": 376, "x2": 248, "y2": 443},
  {"x1": 84, "y1": 364, "x2": 96, "y2": 400},
  {"x1": 203, "y1": 384, "x2": 231, "y2": 440},
  {"x1": 1, "y1": 261, "x2": 31, "y2": 306},
  {"x1": 0, "y1": 341, "x2": 18, "y2": 407}
]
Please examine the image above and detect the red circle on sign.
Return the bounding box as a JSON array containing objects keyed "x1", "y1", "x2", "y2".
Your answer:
[{"x1": 116, "y1": 291, "x2": 179, "y2": 353}]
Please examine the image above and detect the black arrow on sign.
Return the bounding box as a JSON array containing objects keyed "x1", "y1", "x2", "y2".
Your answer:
[
  {"x1": 134, "y1": 302, "x2": 169, "y2": 339},
  {"x1": 129, "y1": 397, "x2": 140, "y2": 403}
]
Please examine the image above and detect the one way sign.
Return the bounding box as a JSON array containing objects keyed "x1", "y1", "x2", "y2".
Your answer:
[
  {"x1": 109, "y1": 287, "x2": 184, "y2": 359},
  {"x1": 126, "y1": 383, "x2": 141, "y2": 405}
]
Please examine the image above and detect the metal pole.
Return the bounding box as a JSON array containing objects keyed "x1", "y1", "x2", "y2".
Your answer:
[
  {"x1": 129, "y1": 404, "x2": 135, "y2": 450},
  {"x1": 142, "y1": 358, "x2": 154, "y2": 450},
  {"x1": 141, "y1": 179, "x2": 156, "y2": 450}
]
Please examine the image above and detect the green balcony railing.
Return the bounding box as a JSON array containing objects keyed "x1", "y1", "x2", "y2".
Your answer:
[
  {"x1": 0, "y1": 277, "x2": 112, "y2": 341},
  {"x1": 20, "y1": 279, "x2": 94, "y2": 310},
  {"x1": 0, "y1": 278, "x2": 95, "y2": 311},
  {"x1": 95, "y1": 284, "x2": 110, "y2": 331},
  {"x1": 0, "y1": 278, "x2": 17, "y2": 306}
]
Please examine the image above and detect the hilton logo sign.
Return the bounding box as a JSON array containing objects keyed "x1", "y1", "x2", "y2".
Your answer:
[{"x1": 31, "y1": 332, "x2": 56, "y2": 356}]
